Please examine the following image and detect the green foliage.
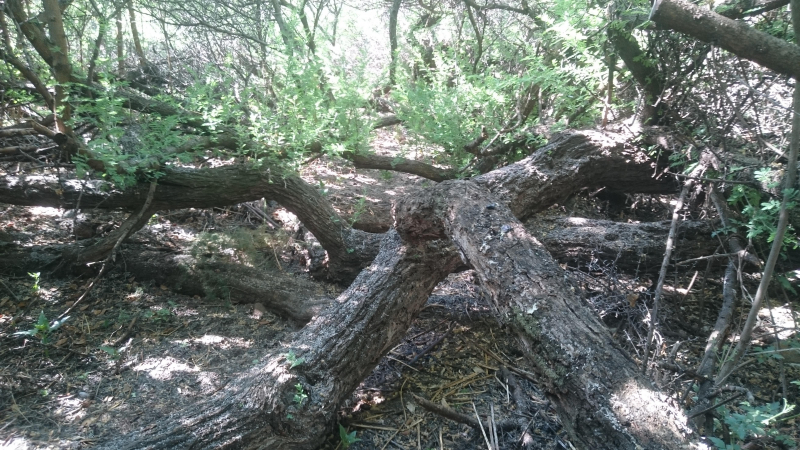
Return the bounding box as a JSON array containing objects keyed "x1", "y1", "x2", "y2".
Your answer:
[
  {"x1": 349, "y1": 194, "x2": 367, "y2": 227},
  {"x1": 189, "y1": 58, "x2": 374, "y2": 169},
  {"x1": 727, "y1": 183, "x2": 798, "y2": 248},
  {"x1": 13, "y1": 311, "x2": 70, "y2": 345},
  {"x1": 709, "y1": 400, "x2": 796, "y2": 449},
  {"x1": 28, "y1": 272, "x2": 40, "y2": 294},
  {"x1": 285, "y1": 350, "x2": 305, "y2": 369},
  {"x1": 752, "y1": 336, "x2": 800, "y2": 363},
  {"x1": 293, "y1": 383, "x2": 307, "y2": 405},
  {"x1": 99, "y1": 345, "x2": 121, "y2": 359},
  {"x1": 338, "y1": 423, "x2": 360, "y2": 449},
  {"x1": 143, "y1": 306, "x2": 173, "y2": 322}
]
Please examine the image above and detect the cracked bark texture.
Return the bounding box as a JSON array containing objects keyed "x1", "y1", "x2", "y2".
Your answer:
[{"x1": 395, "y1": 181, "x2": 694, "y2": 449}]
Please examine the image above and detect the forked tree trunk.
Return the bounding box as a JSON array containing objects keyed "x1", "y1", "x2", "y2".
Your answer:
[
  {"x1": 395, "y1": 181, "x2": 694, "y2": 449},
  {"x1": 102, "y1": 179, "x2": 695, "y2": 450}
]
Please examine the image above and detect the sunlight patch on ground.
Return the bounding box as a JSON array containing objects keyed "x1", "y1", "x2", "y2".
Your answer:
[
  {"x1": 564, "y1": 217, "x2": 589, "y2": 225},
  {"x1": 758, "y1": 305, "x2": 798, "y2": 340},
  {"x1": 2, "y1": 437, "x2": 32, "y2": 449},
  {"x1": 29, "y1": 206, "x2": 61, "y2": 217},
  {"x1": 611, "y1": 379, "x2": 695, "y2": 440},
  {"x1": 133, "y1": 356, "x2": 199, "y2": 380},
  {"x1": 166, "y1": 226, "x2": 198, "y2": 243},
  {"x1": 174, "y1": 334, "x2": 252, "y2": 349},
  {"x1": 52, "y1": 395, "x2": 87, "y2": 423}
]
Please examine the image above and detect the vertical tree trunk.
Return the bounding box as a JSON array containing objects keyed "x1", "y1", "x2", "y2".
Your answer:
[
  {"x1": 388, "y1": 0, "x2": 402, "y2": 86},
  {"x1": 42, "y1": 0, "x2": 73, "y2": 129},
  {"x1": 117, "y1": 9, "x2": 125, "y2": 76},
  {"x1": 127, "y1": 0, "x2": 148, "y2": 68}
]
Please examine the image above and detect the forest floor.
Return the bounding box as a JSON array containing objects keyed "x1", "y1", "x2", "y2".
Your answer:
[{"x1": 1, "y1": 129, "x2": 799, "y2": 450}]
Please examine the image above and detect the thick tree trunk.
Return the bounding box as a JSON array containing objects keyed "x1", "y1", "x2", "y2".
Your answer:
[
  {"x1": 1, "y1": 129, "x2": 676, "y2": 279},
  {"x1": 649, "y1": 0, "x2": 800, "y2": 79},
  {"x1": 607, "y1": 24, "x2": 667, "y2": 125},
  {"x1": 395, "y1": 181, "x2": 695, "y2": 449},
  {"x1": 534, "y1": 217, "x2": 716, "y2": 273},
  {"x1": 100, "y1": 181, "x2": 696, "y2": 450},
  {"x1": 473, "y1": 129, "x2": 677, "y2": 220},
  {"x1": 2, "y1": 128, "x2": 700, "y2": 448},
  {"x1": 101, "y1": 231, "x2": 462, "y2": 449}
]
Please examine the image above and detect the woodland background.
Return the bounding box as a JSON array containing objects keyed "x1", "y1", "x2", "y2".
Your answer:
[{"x1": 1, "y1": 0, "x2": 800, "y2": 448}]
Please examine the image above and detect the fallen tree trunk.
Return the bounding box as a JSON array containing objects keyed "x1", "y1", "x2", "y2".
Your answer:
[
  {"x1": 473, "y1": 129, "x2": 678, "y2": 220},
  {"x1": 533, "y1": 217, "x2": 716, "y2": 273},
  {"x1": 395, "y1": 181, "x2": 695, "y2": 449},
  {"x1": 119, "y1": 246, "x2": 332, "y2": 324},
  {"x1": 0, "y1": 167, "x2": 382, "y2": 282},
  {"x1": 1, "y1": 129, "x2": 673, "y2": 280},
  {"x1": 101, "y1": 231, "x2": 462, "y2": 449},
  {"x1": 99, "y1": 180, "x2": 696, "y2": 449}
]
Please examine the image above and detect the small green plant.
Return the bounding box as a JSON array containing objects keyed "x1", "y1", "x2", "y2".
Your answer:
[
  {"x1": 293, "y1": 383, "x2": 307, "y2": 405},
  {"x1": 143, "y1": 307, "x2": 173, "y2": 322},
  {"x1": 285, "y1": 350, "x2": 305, "y2": 369},
  {"x1": 727, "y1": 183, "x2": 798, "y2": 248},
  {"x1": 13, "y1": 311, "x2": 69, "y2": 344},
  {"x1": 99, "y1": 345, "x2": 121, "y2": 360},
  {"x1": 338, "y1": 423, "x2": 360, "y2": 449},
  {"x1": 28, "y1": 272, "x2": 40, "y2": 294},
  {"x1": 349, "y1": 193, "x2": 368, "y2": 227}
]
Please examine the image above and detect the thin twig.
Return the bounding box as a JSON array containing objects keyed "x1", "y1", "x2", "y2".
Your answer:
[
  {"x1": 642, "y1": 165, "x2": 703, "y2": 373},
  {"x1": 0, "y1": 279, "x2": 20, "y2": 302},
  {"x1": 59, "y1": 181, "x2": 157, "y2": 319},
  {"x1": 472, "y1": 402, "x2": 492, "y2": 450}
]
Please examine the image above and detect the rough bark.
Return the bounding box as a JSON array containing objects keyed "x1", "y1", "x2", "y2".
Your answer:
[
  {"x1": 395, "y1": 181, "x2": 695, "y2": 449},
  {"x1": 2, "y1": 129, "x2": 698, "y2": 448},
  {"x1": 0, "y1": 242, "x2": 330, "y2": 323},
  {"x1": 649, "y1": 0, "x2": 800, "y2": 79},
  {"x1": 473, "y1": 129, "x2": 678, "y2": 220},
  {"x1": 0, "y1": 129, "x2": 675, "y2": 277},
  {"x1": 532, "y1": 217, "x2": 716, "y2": 273},
  {"x1": 338, "y1": 129, "x2": 680, "y2": 233},
  {"x1": 101, "y1": 231, "x2": 462, "y2": 450}
]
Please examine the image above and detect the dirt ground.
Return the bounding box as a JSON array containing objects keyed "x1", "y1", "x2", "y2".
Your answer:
[{"x1": 1, "y1": 129, "x2": 799, "y2": 450}]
